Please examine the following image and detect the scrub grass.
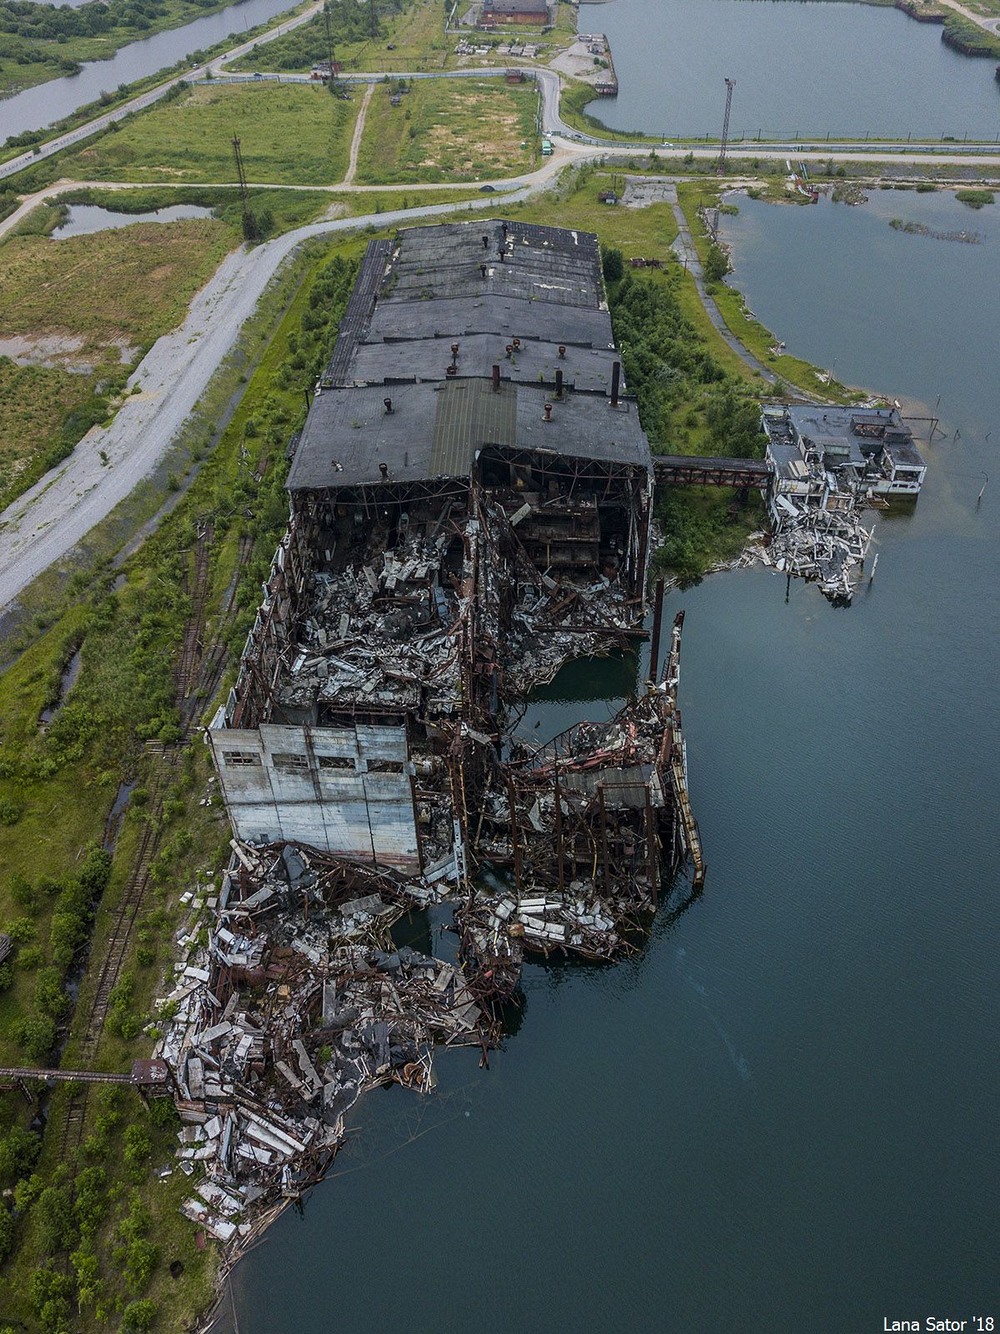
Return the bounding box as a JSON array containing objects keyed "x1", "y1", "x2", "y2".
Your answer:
[
  {"x1": 0, "y1": 218, "x2": 235, "y2": 354},
  {"x1": 62, "y1": 81, "x2": 360, "y2": 186},
  {"x1": 0, "y1": 232, "x2": 364, "y2": 1333},
  {"x1": 354, "y1": 78, "x2": 539, "y2": 183},
  {"x1": 0, "y1": 361, "x2": 96, "y2": 502}
]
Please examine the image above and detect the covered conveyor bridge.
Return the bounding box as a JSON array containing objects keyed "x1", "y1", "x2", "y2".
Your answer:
[{"x1": 653, "y1": 454, "x2": 772, "y2": 488}]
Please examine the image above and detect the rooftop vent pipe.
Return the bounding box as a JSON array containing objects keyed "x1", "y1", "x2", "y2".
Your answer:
[
  {"x1": 558, "y1": 345, "x2": 566, "y2": 359},
  {"x1": 480, "y1": 264, "x2": 487, "y2": 279},
  {"x1": 492, "y1": 364, "x2": 501, "y2": 393},
  {"x1": 543, "y1": 402, "x2": 553, "y2": 422},
  {"x1": 482, "y1": 234, "x2": 490, "y2": 249},
  {"x1": 383, "y1": 397, "x2": 393, "y2": 414},
  {"x1": 611, "y1": 361, "x2": 621, "y2": 407},
  {"x1": 379, "y1": 462, "x2": 389, "y2": 479},
  {"x1": 555, "y1": 368, "x2": 563, "y2": 399}
]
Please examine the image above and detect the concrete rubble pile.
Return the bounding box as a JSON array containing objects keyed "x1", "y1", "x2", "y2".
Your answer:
[
  {"x1": 506, "y1": 575, "x2": 640, "y2": 694},
  {"x1": 750, "y1": 508, "x2": 873, "y2": 602},
  {"x1": 279, "y1": 527, "x2": 474, "y2": 717},
  {"x1": 154, "y1": 840, "x2": 490, "y2": 1249}
]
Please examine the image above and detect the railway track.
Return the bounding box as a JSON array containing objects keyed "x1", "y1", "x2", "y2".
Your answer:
[
  {"x1": 57, "y1": 742, "x2": 174, "y2": 1161},
  {"x1": 56, "y1": 522, "x2": 256, "y2": 1159}
]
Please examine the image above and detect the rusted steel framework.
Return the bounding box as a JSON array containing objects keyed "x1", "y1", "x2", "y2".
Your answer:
[{"x1": 653, "y1": 454, "x2": 772, "y2": 489}]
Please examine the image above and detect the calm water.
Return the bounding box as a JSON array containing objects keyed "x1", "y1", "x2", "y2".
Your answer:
[
  {"x1": 0, "y1": 0, "x2": 300, "y2": 139},
  {"x1": 217, "y1": 190, "x2": 1000, "y2": 1333},
  {"x1": 52, "y1": 202, "x2": 213, "y2": 237},
  {"x1": 583, "y1": 0, "x2": 1000, "y2": 139}
]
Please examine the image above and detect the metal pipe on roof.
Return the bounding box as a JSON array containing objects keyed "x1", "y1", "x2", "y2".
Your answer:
[
  {"x1": 543, "y1": 402, "x2": 553, "y2": 422},
  {"x1": 383, "y1": 397, "x2": 393, "y2": 414},
  {"x1": 555, "y1": 369, "x2": 563, "y2": 399},
  {"x1": 492, "y1": 364, "x2": 501, "y2": 392},
  {"x1": 611, "y1": 361, "x2": 621, "y2": 407}
]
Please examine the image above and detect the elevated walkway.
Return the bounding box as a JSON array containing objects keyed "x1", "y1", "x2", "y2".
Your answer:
[{"x1": 654, "y1": 454, "x2": 772, "y2": 489}]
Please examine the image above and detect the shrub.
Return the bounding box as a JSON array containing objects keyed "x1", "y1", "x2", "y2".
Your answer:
[{"x1": 121, "y1": 1299, "x2": 158, "y2": 1332}]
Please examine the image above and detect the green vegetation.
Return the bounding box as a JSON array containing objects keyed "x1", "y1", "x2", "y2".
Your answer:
[
  {"x1": 63, "y1": 81, "x2": 360, "y2": 185},
  {"x1": 0, "y1": 231, "x2": 363, "y2": 1332},
  {"x1": 0, "y1": 0, "x2": 269, "y2": 99},
  {"x1": 955, "y1": 187, "x2": 995, "y2": 208},
  {"x1": 941, "y1": 11, "x2": 1000, "y2": 57},
  {"x1": 608, "y1": 270, "x2": 767, "y2": 581},
  {"x1": 0, "y1": 360, "x2": 99, "y2": 511},
  {"x1": 0, "y1": 217, "x2": 233, "y2": 350},
  {"x1": 229, "y1": 0, "x2": 444, "y2": 75},
  {"x1": 355, "y1": 78, "x2": 539, "y2": 183},
  {"x1": 0, "y1": 216, "x2": 235, "y2": 512}
]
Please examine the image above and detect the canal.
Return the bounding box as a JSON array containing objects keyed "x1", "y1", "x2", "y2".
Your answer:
[
  {"x1": 214, "y1": 191, "x2": 1000, "y2": 1332},
  {"x1": 0, "y1": 0, "x2": 303, "y2": 140}
]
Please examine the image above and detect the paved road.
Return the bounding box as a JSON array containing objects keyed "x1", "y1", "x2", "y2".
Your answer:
[
  {"x1": 0, "y1": 165, "x2": 572, "y2": 613},
  {"x1": 0, "y1": 1, "x2": 326, "y2": 184}
]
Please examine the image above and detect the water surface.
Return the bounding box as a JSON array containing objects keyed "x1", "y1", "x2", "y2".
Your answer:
[
  {"x1": 583, "y1": 0, "x2": 1000, "y2": 139},
  {"x1": 52, "y1": 202, "x2": 214, "y2": 237},
  {"x1": 218, "y1": 190, "x2": 1000, "y2": 1333},
  {"x1": 1, "y1": 0, "x2": 301, "y2": 139}
]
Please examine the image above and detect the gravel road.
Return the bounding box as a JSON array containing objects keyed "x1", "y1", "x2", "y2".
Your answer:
[{"x1": 0, "y1": 167, "x2": 571, "y2": 614}]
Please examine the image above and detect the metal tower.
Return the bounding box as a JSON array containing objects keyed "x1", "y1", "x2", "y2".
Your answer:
[
  {"x1": 232, "y1": 135, "x2": 257, "y2": 241},
  {"x1": 717, "y1": 77, "x2": 735, "y2": 176}
]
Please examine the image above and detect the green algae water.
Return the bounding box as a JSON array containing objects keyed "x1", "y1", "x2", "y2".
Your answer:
[{"x1": 215, "y1": 191, "x2": 1000, "y2": 1333}]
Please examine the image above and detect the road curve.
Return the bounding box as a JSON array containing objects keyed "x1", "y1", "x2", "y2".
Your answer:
[{"x1": 0, "y1": 165, "x2": 572, "y2": 614}]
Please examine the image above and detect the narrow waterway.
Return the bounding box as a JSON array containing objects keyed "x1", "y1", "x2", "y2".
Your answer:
[
  {"x1": 583, "y1": 0, "x2": 1000, "y2": 140},
  {"x1": 216, "y1": 190, "x2": 999, "y2": 1333},
  {"x1": 0, "y1": 0, "x2": 302, "y2": 139}
]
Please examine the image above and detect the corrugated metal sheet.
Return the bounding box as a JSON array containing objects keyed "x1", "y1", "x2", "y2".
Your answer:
[{"x1": 433, "y1": 380, "x2": 516, "y2": 473}]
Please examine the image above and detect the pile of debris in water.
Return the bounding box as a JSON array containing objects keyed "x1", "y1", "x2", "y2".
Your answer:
[
  {"x1": 154, "y1": 843, "x2": 490, "y2": 1249},
  {"x1": 159, "y1": 687, "x2": 699, "y2": 1255},
  {"x1": 740, "y1": 509, "x2": 874, "y2": 602}
]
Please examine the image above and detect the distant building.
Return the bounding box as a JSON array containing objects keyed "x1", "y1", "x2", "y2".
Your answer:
[
  {"x1": 481, "y1": 0, "x2": 551, "y2": 26},
  {"x1": 761, "y1": 403, "x2": 927, "y2": 522}
]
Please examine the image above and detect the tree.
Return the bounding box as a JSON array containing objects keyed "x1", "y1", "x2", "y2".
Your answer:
[{"x1": 601, "y1": 245, "x2": 624, "y2": 283}]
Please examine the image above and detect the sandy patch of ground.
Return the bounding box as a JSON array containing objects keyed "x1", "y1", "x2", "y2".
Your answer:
[
  {"x1": 0, "y1": 332, "x2": 137, "y2": 373},
  {"x1": 548, "y1": 36, "x2": 610, "y2": 86}
]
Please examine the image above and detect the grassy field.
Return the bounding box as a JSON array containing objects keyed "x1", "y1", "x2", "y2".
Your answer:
[
  {"x1": 0, "y1": 218, "x2": 234, "y2": 353},
  {"x1": 229, "y1": 0, "x2": 451, "y2": 75},
  {"x1": 355, "y1": 78, "x2": 539, "y2": 184},
  {"x1": 62, "y1": 81, "x2": 360, "y2": 186},
  {"x1": 0, "y1": 361, "x2": 95, "y2": 500},
  {"x1": 0, "y1": 216, "x2": 236, "y2": 515}
]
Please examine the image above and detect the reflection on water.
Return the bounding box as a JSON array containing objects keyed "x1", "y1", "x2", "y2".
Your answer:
[{"x1": 52, "y1": 203, "x2": 214, "y2": 237}]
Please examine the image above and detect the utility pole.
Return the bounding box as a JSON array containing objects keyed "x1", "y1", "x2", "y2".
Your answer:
[
  {"x1": 717, "y1": 77, "x2": 735, "y2": 176},
  {"x1": 323, "y1": 1, "x2": 336, "y2": 81},
  {"x1": 232, "y1": 135, "x2": 257, "y2": 242}
]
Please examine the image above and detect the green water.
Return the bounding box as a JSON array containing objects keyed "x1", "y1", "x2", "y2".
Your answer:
[{"x1": 216, "y1": 191, "x2": 999, "y2": 1333}]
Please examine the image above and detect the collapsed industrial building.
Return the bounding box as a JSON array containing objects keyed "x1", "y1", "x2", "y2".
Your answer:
[
  {"x1": 759, "y1": 403, "x2": 927, "y2": 600},
  {"x1": 158, "y1": 221, "x2": 706, "y2": 1250}
]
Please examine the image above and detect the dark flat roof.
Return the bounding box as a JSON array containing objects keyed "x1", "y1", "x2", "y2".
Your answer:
[
  {"x1": 351, "y1": 334, "x2": 619, "y2": 396},
  {"x1": 289, "y1": 220, "x2": 648, "y2": 493},
  {"x1": 287, "y1": 378, "x2": 649, "y2": 492}
]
